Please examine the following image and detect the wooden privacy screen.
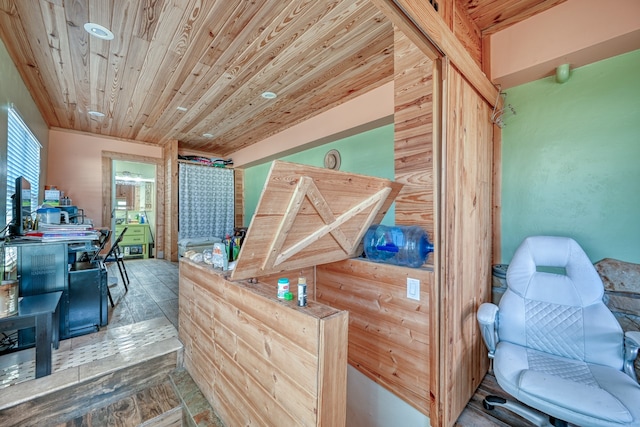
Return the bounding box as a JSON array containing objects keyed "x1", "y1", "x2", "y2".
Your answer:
[{"x1": 231, "y1": 161, "x2": 402, "y2": 280}]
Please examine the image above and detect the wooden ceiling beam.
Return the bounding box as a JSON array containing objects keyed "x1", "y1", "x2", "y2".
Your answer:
[{"x1": 371, "y1": 0, "x2": 499, "y2": 107}]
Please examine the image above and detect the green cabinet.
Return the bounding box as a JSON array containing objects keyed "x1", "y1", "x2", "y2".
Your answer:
[{"x1": 115, "y1": 224, "x2": 149, "y2": 259}]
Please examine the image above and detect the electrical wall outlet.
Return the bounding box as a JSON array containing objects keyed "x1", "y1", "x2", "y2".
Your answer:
[{"x1": 407, "y1": 278, "x2": 420, "y2": 301}]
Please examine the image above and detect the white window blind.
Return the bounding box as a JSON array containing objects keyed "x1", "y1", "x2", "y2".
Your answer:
[{"x1": 5, "y1": 106, "x2": 41, "y2": 226}]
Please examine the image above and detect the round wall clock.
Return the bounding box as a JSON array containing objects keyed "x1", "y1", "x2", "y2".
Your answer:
[{"x1": 324, "y1": 149, "x2": 341, "y2": 170}]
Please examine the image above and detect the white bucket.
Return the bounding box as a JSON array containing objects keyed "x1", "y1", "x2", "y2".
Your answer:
[{"x1": 0, "y1": 280, "x2": 18, "y2": 318}]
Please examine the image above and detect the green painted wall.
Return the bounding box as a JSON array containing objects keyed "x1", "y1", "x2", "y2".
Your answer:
[
  {"x1": 243, "y1": 124, "x2": 395, "y2": 227},
  {"x1": 501, "y1": 49, "x2": 640, "y2": 264}
]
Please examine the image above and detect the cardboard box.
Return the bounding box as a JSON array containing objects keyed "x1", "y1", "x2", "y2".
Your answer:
[{"x1": 44, "y1": 189, "x2": 60, "y2": 206}]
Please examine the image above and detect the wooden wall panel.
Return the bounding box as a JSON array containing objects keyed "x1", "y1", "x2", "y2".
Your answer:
[
  {"x1": 163, "y1": 140, "x2": 179, "y2": 261},
  {"x1": 393, "y1": 28, "x2": 435, "y2": 246},
  {"x1": 234, "y1": 168, "x2": 244, "y2": 228},
  {"x1": 316, "y1": 259, "x2": 434, "y2": 415},
  {"x1": 439, "y1": 64, "x2": 493, "y2": 427},
  {"x1": 179, "y1": 260, "x2": 348, "y2": 427}
]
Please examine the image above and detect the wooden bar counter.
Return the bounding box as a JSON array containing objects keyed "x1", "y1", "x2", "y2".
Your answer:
[{"x1": 179, "y1": 259, "x2": 348, "y2": 427}]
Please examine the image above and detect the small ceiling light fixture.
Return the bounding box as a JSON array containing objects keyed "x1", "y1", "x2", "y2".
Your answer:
[
  {"x1": 202, "y1": 133, "x2": 214, "y2": 138},
  {"x1": 88, "y1": 110, "x2": 105, "y2": 118},
  {"x1": 176, "y1": 106, "x2": 188, "y2": 112},
  {"x1": 261, "y1": 91, "x2": 277, "y2": 100},
  {"x1": 83, "y1": 23, "x2": 114, "y2": 40}
]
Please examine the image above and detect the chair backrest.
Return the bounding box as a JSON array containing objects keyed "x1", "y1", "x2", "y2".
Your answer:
[
  {"x1": 90, "y1": 229, "x2": 112, "y2": 262},
  {"x1": 500, "y1": 236, "x2": 623, "y2": 369},
  {"x1": 104, "y1": 227, "x2": 128, "y2": 261}
]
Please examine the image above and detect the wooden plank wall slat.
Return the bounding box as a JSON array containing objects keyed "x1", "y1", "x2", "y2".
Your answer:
[
  {"x1": 179, "y1": 260, "x2": 348, "y2": 427},
  {"x1": 316, "y1": 259, "x2": 434, "y2": 415},
  {"x1": 393, "y1": 27, "x2": 434, "y2": 239},
  {"x1": 234, "y1": 168, "x2": 244, "y2": 228},
  {"x1": 439, "y1": 64, "x2": 493, "y2": 427},
  {"x1": 163, "y1": 140, "x2": 179, "y2": 261},
  {"x1": 317, "y1": 312, "x2": 349, "y2": 427}
]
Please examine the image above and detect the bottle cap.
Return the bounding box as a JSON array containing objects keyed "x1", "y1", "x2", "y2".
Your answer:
[
  {"x1": 284, "y1": 291, "x2": 293, "y2": 300},
  {"x1": 298, "y1": 277, "x2": 306, "y2": 284}
]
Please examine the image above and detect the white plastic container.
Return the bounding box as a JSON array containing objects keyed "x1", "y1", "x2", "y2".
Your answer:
[
  {"x1": 277, "y1": 278, "x2": 289, "y2": 299},
  {"x1": 36, "y1": 207, "x2": 61, "y2": 225}
]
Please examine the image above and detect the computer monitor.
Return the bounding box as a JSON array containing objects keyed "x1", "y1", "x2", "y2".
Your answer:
[{"x1": 9, "y1": 176, "x2": 31, "y2": 236}]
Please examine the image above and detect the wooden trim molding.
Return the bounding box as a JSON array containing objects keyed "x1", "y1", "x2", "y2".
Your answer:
[
  {"x1": 371, "y1": 0, "x2": 499, "y2": 107},
  {"x1": 163, "y1": 140, "x2": 179, "y2": 262}
]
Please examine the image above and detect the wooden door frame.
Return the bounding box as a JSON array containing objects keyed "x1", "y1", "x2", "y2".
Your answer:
[{"x1": 101, "y1": 151, "x2": 165, "y2": 258}]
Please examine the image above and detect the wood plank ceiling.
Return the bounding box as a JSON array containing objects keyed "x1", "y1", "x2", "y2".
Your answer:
[{"x1": 0, "y1": 0, "x2": 562, "y2": 157}]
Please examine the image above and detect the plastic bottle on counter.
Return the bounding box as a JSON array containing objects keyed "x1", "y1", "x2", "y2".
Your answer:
[
  {"x1": 363, "y1": 224, "x2": 434, "y2": 268},
  {"x1": 297, "y1": 277, "x2": 307, "y2": 307},
  {"x1": 277, "y1": 278, "x2": 290, "y2": 299}
]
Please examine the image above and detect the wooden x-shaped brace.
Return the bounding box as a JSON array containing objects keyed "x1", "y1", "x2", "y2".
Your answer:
[{"x1": 262, "y1": 176, "x2": 392, "y2": 269}]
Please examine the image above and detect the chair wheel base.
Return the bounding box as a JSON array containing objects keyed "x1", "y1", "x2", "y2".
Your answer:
[
  {"x1": 550, "y1": 417, "x2": 568, "y2": 427},
  {"x1": 482, "y1": 395, "x2": 561, "y2": 427},
  {"x1": 483, "y1": 395, "x2": 506, "y2": 411}
]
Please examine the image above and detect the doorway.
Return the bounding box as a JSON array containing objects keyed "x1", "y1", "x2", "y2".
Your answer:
[
  {"x1": 113, "y1": 160, "x2": 156, "y2": 259},
  {"x1": 101, "y1": 151, "x2": 165, "y2": 259}
]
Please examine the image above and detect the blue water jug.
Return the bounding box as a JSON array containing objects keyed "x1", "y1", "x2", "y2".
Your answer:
[{"x1": 363, "y1": 225, "x2": 434, "y2": 268}]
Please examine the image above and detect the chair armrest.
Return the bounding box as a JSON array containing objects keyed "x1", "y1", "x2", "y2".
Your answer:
[
  {"x1": 477, "y1": 303, "x2": 499, "y2": 358},
  {"x1": 624, "y1": 330, "x2": 640, "y2": 382}
]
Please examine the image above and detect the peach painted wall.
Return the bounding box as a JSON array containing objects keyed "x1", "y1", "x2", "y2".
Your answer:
[
  {"x1": 490, "y1": 0, "x2": 640, "y2": 88},
  {"x1": 47, "y1": 129, "x2": 162, "y2": 228},
  {"x1": 231, "y1": 82, "x2": 394, "y2": 168}
]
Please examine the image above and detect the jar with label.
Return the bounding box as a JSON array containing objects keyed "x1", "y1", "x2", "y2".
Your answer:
[{"x1": 277, "y1": 278, "x2": 290, "y2": 299}]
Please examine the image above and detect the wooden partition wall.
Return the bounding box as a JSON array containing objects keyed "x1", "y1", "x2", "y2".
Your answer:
[
  {"x1": 179, "y1": 261, "x2": 347, "y2": 427},
  {"x1": 315, "y1": 28, "x2": 438, "y2": 418},
  {"x1": 316, "y1": 260, "x2": 434, "y2": 413},
  {"x1": 438, "y1": 63, "x2": 493, "y2": 425},
  {"x1": 393, "y1": 28, "x2": 436, "y2": 239},
  {"x1": 316, "y1": 27, "x2": 494, "y2": 427}
]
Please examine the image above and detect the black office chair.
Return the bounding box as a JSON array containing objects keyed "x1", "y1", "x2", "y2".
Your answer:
[{"x1": 98, "y1": 227, "x2": 130, "y2": 307}]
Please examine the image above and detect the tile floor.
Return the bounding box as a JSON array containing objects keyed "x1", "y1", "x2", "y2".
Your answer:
[{"x1": 0, "y1": 258, "x2": 180, "y2": 391}]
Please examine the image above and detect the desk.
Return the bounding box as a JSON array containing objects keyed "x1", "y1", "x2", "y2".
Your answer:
[
  {"x1": 0, "y1": 291, "x2": 62, "y2": 378},
  {"x1": 6, "y1": 239, "x2": 108, "y2": 344}
]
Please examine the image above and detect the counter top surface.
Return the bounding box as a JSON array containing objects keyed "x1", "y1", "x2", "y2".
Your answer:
[{"x1": 180, "y1": 258, "x2": 342, "y2": 320}]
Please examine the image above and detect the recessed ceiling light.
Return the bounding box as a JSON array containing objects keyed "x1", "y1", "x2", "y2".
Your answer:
[
  {"x1": 177, "y1": 106, "x2": 188, "y2": 112},
  {"x1": 202, "y1": 133, "x2": 214, "y2": 138},
  {"x1": 88, "y1": 110, "x2": 105, "y2": 117},
  {"x1": 261, "y1": 91, "x2": 277, "y2": 100},
  {"x1": 84, "y1": 23, "x2": 114, "y2": 40}
]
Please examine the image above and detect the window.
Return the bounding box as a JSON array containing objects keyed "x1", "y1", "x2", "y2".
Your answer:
[{"x1": 5, "y1": 106, "x2": 41, "y2": 227}]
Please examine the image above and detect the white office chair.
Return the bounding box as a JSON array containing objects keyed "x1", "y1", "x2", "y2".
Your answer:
[{"x1": 478, "y1": 236, "x2": 640, "y2": 427}]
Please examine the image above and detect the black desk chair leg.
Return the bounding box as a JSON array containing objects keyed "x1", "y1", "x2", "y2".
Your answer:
[
  {"x1": 106, "y1": 286, "x2": 115, "y2": 308},
  {"x1": 115, "y1": 251, "x2": 130, "y2": 291},
  {"x1": 101, "y1": 227, "x2": 130, "y2": 304}
]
